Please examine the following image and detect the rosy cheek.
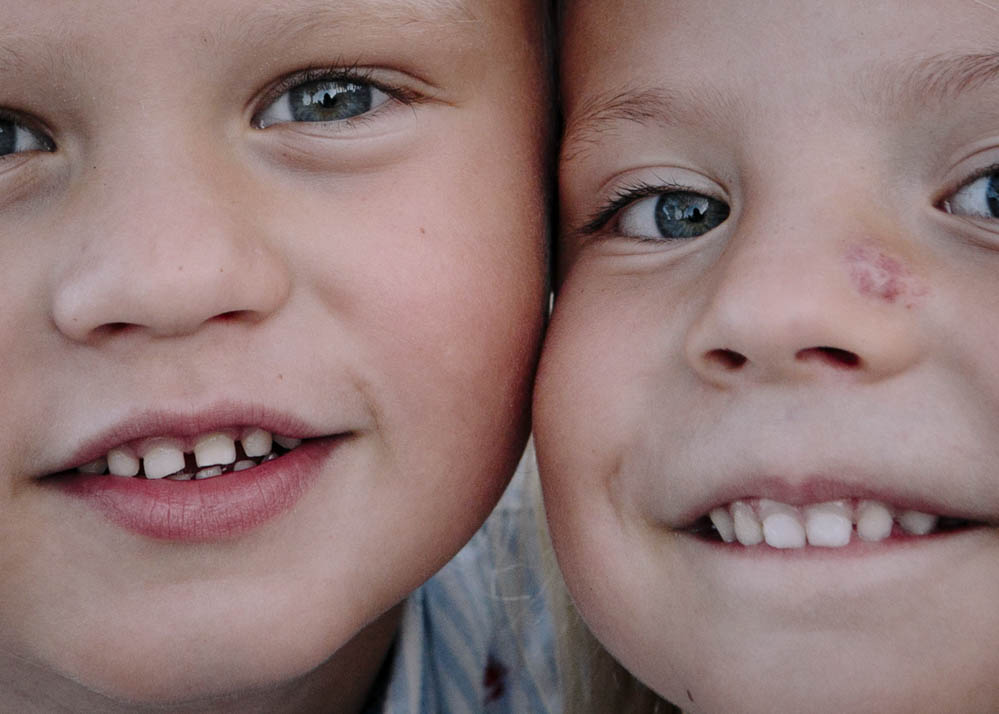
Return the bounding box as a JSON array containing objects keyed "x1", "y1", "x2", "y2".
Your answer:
[{"x1": 845, "y1": 244, "x2": 930, "y2": 308}]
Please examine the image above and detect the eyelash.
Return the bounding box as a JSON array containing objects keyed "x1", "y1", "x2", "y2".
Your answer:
[
  {"x1": 253, "y1": 64, "x2": 423, "y2": 129},
  {"x1": 580, "y1": 179, "x2": 693, "y2": 237},
  {"x1": 939, "y1": 162, "x2": 999, "y2": 210}
]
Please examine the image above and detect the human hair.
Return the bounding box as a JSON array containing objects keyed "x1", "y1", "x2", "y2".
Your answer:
[{"x1": 529, "y1": 472, "x2": 679, "y2": 713}]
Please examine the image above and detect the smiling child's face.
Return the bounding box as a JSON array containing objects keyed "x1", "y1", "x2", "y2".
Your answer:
[
  {"x1": 538, "y1": 1, "x2": 999, "y2": 712},
  {"x1": 0, "y1": 0, "x2": 546, "y2": 708}
]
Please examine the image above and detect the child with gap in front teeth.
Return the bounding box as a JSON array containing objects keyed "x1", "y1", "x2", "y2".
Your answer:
[
  {"x1": 0, "y1": 0, "x2": 559, "y2": 711},
  {"x1": 534, "y1": 0, "x2": 999, "y2": 712}
]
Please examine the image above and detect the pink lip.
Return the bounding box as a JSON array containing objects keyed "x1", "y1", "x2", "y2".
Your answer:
[
  {"x1": 53, "y1": 437, "x2": 341, "y2": 541},
  {"x1": 44, "y1": 403, "x2": 346, "y2": 542}
]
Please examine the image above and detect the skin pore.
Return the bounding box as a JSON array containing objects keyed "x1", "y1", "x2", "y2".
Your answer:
[
  {"x1": 0, "y1": 0, "x2": 547, "y2": 711},
  {"x1": 538, "y1": 1, "x2": 999, "y2": 712}
]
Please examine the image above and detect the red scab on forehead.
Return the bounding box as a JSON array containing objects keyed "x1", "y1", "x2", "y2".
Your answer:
[{"x1": 845, "y1": 244, "x2": 929, "y2": 308}]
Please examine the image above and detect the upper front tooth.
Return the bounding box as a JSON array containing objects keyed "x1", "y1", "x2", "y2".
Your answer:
[
  {"x1": 241, "y1": 428, "x2": 273, "y2": 458},
  {"x1": 898, "y1": 509, "x2": 938, "y2": 535},
  {"x1": 107, "y1": 447, "x2": 140, "y2": 477},
  {"x1": 142, "y1": 441, "x2": 185, "y2": 479},
  {"x1": 856, "y1": 500, "x2": 894, "y2": 541},
  {"x1": 709, "y1": 507, "x2": 736, "y2": 543},
  {"x1": 194, "y1": 433, "x2": 236, "y2": 467},
  {"x1": 731, "y1": 501, "x2": 764, "y2": 546},
  {"x1": 804, "y1": 501, "x2": 853, "y2": 548},
  {"x1": 759, "y1": 499, "x2": 806, "y2": 549}
]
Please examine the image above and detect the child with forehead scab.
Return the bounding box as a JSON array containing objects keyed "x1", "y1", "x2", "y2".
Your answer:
[
  {"x1": 535, "y1": 1, "x2": 999, "y2": 712},
  {"x1": 0, "y1": 0, "x2": 557, "y2": 711}
]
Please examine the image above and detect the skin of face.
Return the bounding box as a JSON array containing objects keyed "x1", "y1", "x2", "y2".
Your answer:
[
  {"x1": 537, "y1": 1, "x2": 999, "y2": 712},
  {"x1": 0, "y1": 0, "x2": 547, "y2": 711}
]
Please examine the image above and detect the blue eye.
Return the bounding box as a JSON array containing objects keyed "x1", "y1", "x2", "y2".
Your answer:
[
  {"x1": 619, "y1": 191, "x2": 730, "y2": 240},
  {"x1": 943, "y1": 171, "x2": 999, "y2": 219},
  {"x1": 255, "y1": 78, "x2": 390, "y2": 129},
  {"x1": 0, "y1": 117, "x2": 53, "y2": 157}
]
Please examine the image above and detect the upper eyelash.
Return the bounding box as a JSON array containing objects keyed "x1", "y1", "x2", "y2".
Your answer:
[
  {"x1": 939, "y1": 162, "x2": 999, "y2": 211},
  {"x1": 254, "y1": 64, "x2": 423, "y2": 127},
  {"x1": 579, "y1": 179, "x2": 691, "y2": 235}
]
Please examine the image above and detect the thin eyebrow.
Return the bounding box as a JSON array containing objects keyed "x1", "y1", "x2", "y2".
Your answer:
[
  {"x1": 561, "y1": 51, "x2": 999, "y2": 166},
  {"x1": 874, "y1": 51, "x2": 999, "y2": 113},
  {"x1": 222, "y1": 0, "x2": 477, "y2": 45},
  {"x1": 560, "y1": 85, "x2": 734, "y2": 165}
]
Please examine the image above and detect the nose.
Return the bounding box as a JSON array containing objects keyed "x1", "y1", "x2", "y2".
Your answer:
[
  {"x1": 684, "y1": 208, "x2": 924, "y2": 387},
  {"x1": 51, "y1": 150, "x2": 290, "y2": 342}
]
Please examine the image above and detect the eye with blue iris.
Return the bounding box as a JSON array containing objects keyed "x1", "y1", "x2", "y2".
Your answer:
[
  {"x1": 941, "y1": 167, "x2": 999, "y2": 220},
  {"x1": 254, "y1": 69, "x2": 405, "y2": 129},
  {"x1": 583, "y1": 180, "x2": 730, "y2": 241}
]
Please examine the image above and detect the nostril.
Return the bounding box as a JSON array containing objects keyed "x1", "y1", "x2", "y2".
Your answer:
[
  {"x1": 705, "y1": 348, "x2": 748, "y2": 370},
  {"x1": 796, "y1": 346, "x2": 861, "y2": 368}
]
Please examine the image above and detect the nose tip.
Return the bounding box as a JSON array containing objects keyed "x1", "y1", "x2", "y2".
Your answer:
[
  {"x1": 50, "y1": 186, "x2": 292, "y2": 342},
  {"x1": 685, "y1": 262, "x2": 923, "y2": 387}
]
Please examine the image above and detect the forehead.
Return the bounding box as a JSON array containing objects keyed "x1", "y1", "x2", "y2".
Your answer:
[
  {"x1": 0, "y1": 0, "x2": 535, "y2": 68},
  {"x1": 561, "y1": 0, "x2": 999, "y2": 118}
]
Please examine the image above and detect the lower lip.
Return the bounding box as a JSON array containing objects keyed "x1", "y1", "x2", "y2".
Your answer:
[{"x1": 51, "y1": 437, "x2": 341, "y2": 542}]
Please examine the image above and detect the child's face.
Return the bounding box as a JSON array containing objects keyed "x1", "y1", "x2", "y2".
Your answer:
[
  {"x1": 538, "y1": 1, "x2": 999, "y2": 711},
  {"x1": 0, "y1": 0, "x2": 546, "y2": 706}
]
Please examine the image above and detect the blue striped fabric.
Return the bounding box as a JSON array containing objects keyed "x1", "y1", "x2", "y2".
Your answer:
[{"x1": 369, "y1": 448, "x2": 560, "y2": 713}]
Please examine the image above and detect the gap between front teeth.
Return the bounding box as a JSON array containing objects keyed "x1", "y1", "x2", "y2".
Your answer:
[
  {"x1": 76, "y1": 428, "x2": 301, "y2": 480},
  {"x1": 708, "y1": 499, "x2": 943, "y2": 549}
]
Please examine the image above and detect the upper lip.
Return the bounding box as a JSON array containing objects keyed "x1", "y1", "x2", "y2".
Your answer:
[{"x1": 44, "y1": 401, "x2": 341, "y2": 476}]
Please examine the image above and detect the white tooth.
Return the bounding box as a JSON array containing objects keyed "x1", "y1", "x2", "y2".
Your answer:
[
  {"x1": 261, "y1": 452, "x2": 279, "y2": 462},
  {"x1": 241, "y1": 428, "x2": 273, "y2": 458},
  {"x1": 856, "y1": 500, "x2": 894, "y2": 542},
  {"x1": 195, "y1": 465, "x2": 223, "y2": 480},
  {"x1": 273, "y1": 435, "x2": 302, "y2": 450},
  {"x1": 233, "y1": 459, "x2": 256, "y2": 472},
  {"x1": 731, "y1": 501, "x2": 764, "y2": 546},
  {"x1": 142, "y1": 442, "x2": 186, "y2": 479},
  {"x1": 77, "y1": 458, "x2": 107, "y2": 474},
  {"x1": 759, "y1": 499, "x2": 806, "y2": 549},
  {"x1": 166, "y1": 472, "x2": 194, "y2": 481},
  {"x1": 709, "y1": 507, "x2": 736, "y2": 543},
  {"x1": 194, "y1": 433, "x2": 236, "y2": 467},
  {"x1": 107, "y1": 447, "x2": 140, "y2": 477},
  {"x1": 804, "y1": 501, "x2": 853, "y2": 548},
  {"x1": 898, "y1": 509, "x2": 938, "y2": 536}
]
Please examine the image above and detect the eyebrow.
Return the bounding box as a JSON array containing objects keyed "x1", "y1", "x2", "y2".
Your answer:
[
  {"x1": 226, "y1": 0, "x2": 477, "y2": 42},
  {"x1": 560, "y1": 84, "x2": 737, "y2": 165},
  {"x1": 561, "y1": 50, "x2": 999, "y2": 165}
]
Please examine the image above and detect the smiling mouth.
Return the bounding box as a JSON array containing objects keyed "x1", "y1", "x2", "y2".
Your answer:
[
  {"x1": 62, "y1": 427, "x2": 308, "y2": 481},
  {"x1": 688, "y1": 498, "x2": 985, "y2": 549}
]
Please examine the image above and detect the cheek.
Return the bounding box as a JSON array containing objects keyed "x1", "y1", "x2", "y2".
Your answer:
[{"x1": 845, "y1": 244, "x2": 930, "y2": 307}]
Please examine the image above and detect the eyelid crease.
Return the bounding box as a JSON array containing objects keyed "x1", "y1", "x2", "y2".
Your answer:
[
  {"x1": 937, "y1": 161, "x2": 999, "y2": 211},
  {"x1": 578, "y1": 179, "x2": 694, "y2": 236}
]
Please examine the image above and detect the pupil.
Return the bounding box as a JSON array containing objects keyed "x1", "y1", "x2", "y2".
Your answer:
[
  {"x1": 987, "y1": 175, "x2": 999, "y2": 218},
  {"x1": 654, "y1": 191, "x2": 730, "y2": 239}
]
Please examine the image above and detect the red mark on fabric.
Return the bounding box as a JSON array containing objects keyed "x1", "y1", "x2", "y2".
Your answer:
[
  {"x1": 483, "y1": 656, "x2": 508, "y2": 703},
  {"x1": 845, "y1": 245, "x2": 928, "y2": 307}
]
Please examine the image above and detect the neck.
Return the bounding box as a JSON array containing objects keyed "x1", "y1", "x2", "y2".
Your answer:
[{"x1": 0, "y1": 604, "x2": 403, "y2": 714}]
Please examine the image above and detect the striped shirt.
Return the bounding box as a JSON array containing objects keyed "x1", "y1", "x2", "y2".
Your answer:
[{"x1": 368, "y1": 450, "x2": 559, "y2": 713}]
